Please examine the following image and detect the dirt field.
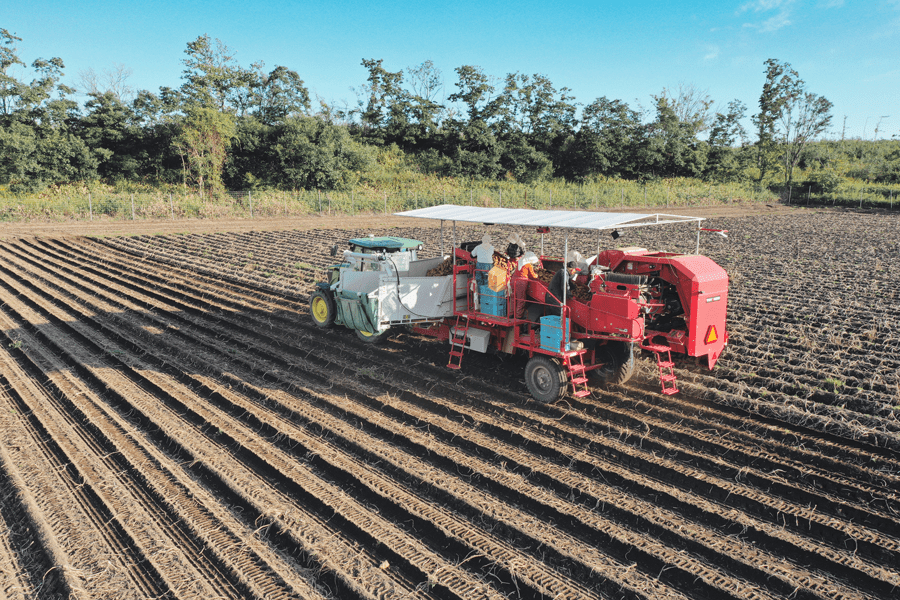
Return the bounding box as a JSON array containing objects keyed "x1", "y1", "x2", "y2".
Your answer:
[{"x1": 0, "y1": 205, "x2": 898, "y2": 600}]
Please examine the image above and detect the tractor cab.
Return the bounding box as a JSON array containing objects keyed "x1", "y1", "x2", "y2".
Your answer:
[
  {"x1": 328, "y1": 236, "x2": 423, "y2": 282},
  {"x1": 348, "y1": 236, "x2": 422, "y2": 260}
]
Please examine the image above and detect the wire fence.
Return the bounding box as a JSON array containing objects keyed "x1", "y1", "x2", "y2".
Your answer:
[{"x1": 0, "y1": 180, "x2": 895, "y2": 223}]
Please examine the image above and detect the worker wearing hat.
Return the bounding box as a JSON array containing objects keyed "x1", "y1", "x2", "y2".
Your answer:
[
  {"x1": 513, "y1": 251, "x2": 540, "y2": 322},
  {"x1": 547, "y1": 261, "x2": 580, "y2": 314},
  {"x1": 471, "y1": 233, "x2": 494, "y2": 286}
]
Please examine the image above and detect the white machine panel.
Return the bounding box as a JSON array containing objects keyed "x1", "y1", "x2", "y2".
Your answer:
[
  {"x1": 449, "y1": 327, "x2": 491, "y2": 353},
  {"x1": 377, "y1": 273, "x2": 468, "y2": 325}
]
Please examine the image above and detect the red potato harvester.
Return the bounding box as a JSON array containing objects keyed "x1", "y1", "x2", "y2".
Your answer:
[{"x1": 311, "y1": 205, "x2": 728, "y2": 404}]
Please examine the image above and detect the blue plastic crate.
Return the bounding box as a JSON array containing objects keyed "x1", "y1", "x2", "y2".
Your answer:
[
  {"x1": 480, "y1": 294, "x2": 507, "y2": 317},
  {"x1": 540, "y1": 315, "x2": 569, "y2": 351},
  {"x1": 479, "y1": 284, "x2": 506, "y2": 300}
]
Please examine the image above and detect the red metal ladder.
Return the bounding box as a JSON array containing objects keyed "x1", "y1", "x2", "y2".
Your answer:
[
  {"x1": 644, "y1": 343, "x2": 679, "y2": 395},
  {"x1": 566, "y1": 352, "x2": 591, "y2": 398},
  {"x1": 447, "y1": 315, "x2": 471, "y2": 370}
]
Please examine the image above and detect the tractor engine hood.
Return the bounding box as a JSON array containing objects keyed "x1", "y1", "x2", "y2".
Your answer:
[{"x1": 598, "y1": 249, "x2": 729, "y2": 370}]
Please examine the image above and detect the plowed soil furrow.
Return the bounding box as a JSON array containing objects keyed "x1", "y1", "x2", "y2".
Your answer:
[
  {"x1": 5, "y1": 241, "x2": 732, "y2": 596},
  {"x1": 0, "y1": 320, "x2": 205, "y2": 599},
  {"x1": 12, "y1": 241, "x2": 609, "y2": 599},
  {"x1": 0, "y1": 289, "x2": 324, "y2": 600},
  {"x1": 0, "y1": 345, "x2": 133, "y2": 599},
  {"x1": 545, "y1": 394, "x2": 900, "y2": 539},
  {"x1": 0, "y1": 270, "x2": 287, "y2": 599},
  {"x1": 0, "y1": 252, "x2": 430, "y2": 600},
  {"x1": 0, "y1": 210, "x2": 897, "y2": 600},
  {"x1": 21, "y1": 243, "x2": 892, "y2": 596},
  {"x1": 58, "y1": 237, "x2": 900, "y2": 504},
  {"x1": 26, "y1": 238, "x2": 900, "y2": 596},
  {"x1": 686, "y1": 375, "x2": 900, "y2": 452},
  {"x1": 58, "y1": 246, "x2": 744, "y2": 596},
  {"x1": 0, "y1": 424, "x2": 61, "y2": 600},
  {"x1": 45, "y1": 237, "x2": 900, "y2": 504},
  {"x1": 594, "y1": 383, "x2": 900, "y2": 512}
]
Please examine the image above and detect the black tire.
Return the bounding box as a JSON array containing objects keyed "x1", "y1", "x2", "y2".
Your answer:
[
  {"x1": 309, "y1": 290, "x2": 335, "y2": 328},
  {"x1": 524, "y1": 355, "x2": 567, "y2": 404},
  {"x1": 356, "y1": 328, "x2": 391, "y2": 344},
  {"x1": 590, "y1": 341, "x2": 635, "y2": 386}
]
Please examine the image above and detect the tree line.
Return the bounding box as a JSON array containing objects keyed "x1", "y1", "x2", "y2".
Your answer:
[{"x1": 1, "y1": 28, "x2": 897, "y2": 197}]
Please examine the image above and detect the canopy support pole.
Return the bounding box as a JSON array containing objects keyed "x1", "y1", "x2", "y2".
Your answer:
[
  {"x1": 563, "y1": 232, "x2": 569, "y2": 306},
  {"x1": 452, "y1": 221, "x2": 457, "y2": 267}
]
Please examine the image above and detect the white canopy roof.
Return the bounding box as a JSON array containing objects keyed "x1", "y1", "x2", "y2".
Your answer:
[{"x1": 395, "y1": 205, "x2": 704, "y2": 231}]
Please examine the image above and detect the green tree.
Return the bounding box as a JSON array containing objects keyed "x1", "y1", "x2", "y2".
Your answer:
[
  {"x1": 653, "y1": 83, "x2": 713, "y2": 137},
  {"x1": 561, "y1": 97, "x2": 642, "y2": 180},
  {"x1": 442, "y1": 66, "x2": 502, "y2": 179},
  {"x1": 752, "y1": 59, "x2": 832, "y2": 186},
  {"x1": 779, "y1": 90, "x2": 832, "y2": 186},
  {"x1": 405, "y1": 59, "x2": 445, "y2": 129},
  {"x1": 173, "y1": 107, "x2": 235, "y2": 197},
  {"x1": 272, "y1": 116, "x2": 373, "y2": 190},
  {"x1": 448, "y1": 65, "x2": 496, "y2": 124},
  {"x1": 358, "y1": 58, "x2": 405, "y2": 136},
  {"x1": 706, "y1": 99, "x2": 747, "y2": 181},
  {"x1": 180, "y1": 34, "x2": 247, "y2": 111},
  {"x1": 752, "y1": 59, "x2": 801, "y2": 183},
  {"x1": 80, "y1": 91, "x2": 142, "y2": 179},
  {"x1": 489, "y1": 72, "x2": 576, "y2": 179},
  {"x1": 0, "y1": 38, "x2": 96, "y2": 191},
  {"x1": 637, "y1": 96, "x2": 706, "y2": 179},
  {"x1": 0, "y1": 28, "x2": 25, "y2": 117},
  {"x1": 252, "y1": 64, "x2": 310, "y2": 124}
]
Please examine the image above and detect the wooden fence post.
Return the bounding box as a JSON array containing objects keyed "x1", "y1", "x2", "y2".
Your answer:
[
  {"x1": 131, "y1": 193, "x2": 135, "y2": 220},
  {"x1": 169, "y1": 193, "x2": 174, "y2": 219},
  {"x1": 89, "y1": 192, "x2": 93, "y2": 221}
]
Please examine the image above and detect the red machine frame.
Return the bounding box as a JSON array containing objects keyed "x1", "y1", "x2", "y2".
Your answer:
[{"x1": 398, "y1": 206, "x2": 729, "y2": 401}]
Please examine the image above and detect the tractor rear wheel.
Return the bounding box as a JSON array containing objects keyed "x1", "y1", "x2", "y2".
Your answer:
[
  {"x1": 310, "y1": 290, "x2": 335, "y2": 328},
  {"x1": 356, "y1": 328, "x2": 390, "y2": 344},
  {"x1": 591, "y1": 341, "x2": 635, "y2": 386},
  {"x1": 525, "y1": 355, "x2": 567, "y2": 404}
]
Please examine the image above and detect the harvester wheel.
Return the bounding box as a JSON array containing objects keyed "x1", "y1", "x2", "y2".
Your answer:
[
  {"x1": 591, "y1": 341, "x2": 635, "y2": 386},
  {"x1": 310, "y1": 290, "x2": 335, "y2": 328},
  {"x1": 525, "y1": 355, "x2": 567, "y2": 404},
  {"x1": 356, "y1": 328, "x2": 390, "y2": 344}
]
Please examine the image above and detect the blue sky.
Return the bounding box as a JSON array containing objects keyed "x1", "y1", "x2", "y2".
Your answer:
[{"x1": 3, "y1": 0, "x2": 899, "y2": 140}]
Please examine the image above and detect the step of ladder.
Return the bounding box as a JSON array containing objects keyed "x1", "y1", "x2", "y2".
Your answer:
[
  {"x1": 650, "y1": 344, "x2": 679, "y2": 395},
  {"x1": 566, "y1": 352, "x2": 591, "y2": 398},
  {"x1": 447, "y1": 315, "x2": 470, "y2": 370}
]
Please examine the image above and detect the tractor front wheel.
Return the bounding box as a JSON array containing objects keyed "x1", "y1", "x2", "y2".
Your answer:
[
  {"x1": 524, "y1": 355, "x2": 567, "y2": 404},
  {"x1": 591, "y1": 341, "x2": 635, "y2": 386},
  {"x1": 310, "y1": 290, "x2": 336, "y2": 328},
  {"x1": 356, "y1": 328, "x2": 391, "y2": 344}
]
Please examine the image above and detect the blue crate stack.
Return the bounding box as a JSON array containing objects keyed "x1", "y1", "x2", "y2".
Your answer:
[
  {"x1": 479, "y1": 284, "x2": 507, "y2": 317},
  {"x1": 539, "y1": 315, "x2": 570, "y2": 351}
]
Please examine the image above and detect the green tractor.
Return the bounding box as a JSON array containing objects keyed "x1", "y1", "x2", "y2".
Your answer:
[{"x1": 310, "y1": 236, "x2": 463, "y2": 344}]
